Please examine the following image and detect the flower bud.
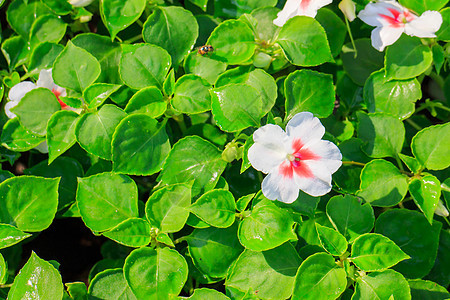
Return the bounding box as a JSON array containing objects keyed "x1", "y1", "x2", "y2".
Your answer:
[
  {"x1": 435, "y1": 200, "x2": 449, "y2": 217},
  {"x1": 252, "y1": 52, "x2": 272, "y2": 69},
  {"x1": 339, "y1": 0, "x2": 356, "y2": 21},
  {"x1": 222, "y1": 142, "x2": 239, "y2": 163}
]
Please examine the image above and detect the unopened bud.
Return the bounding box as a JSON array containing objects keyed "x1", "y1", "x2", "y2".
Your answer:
[
  {"x1": 435, "y1": 200, "x2": 449, "y2": 217},
  {"x1": 253, "y1": 52, "x2": 272, "y2": 68},
  {"x1": 222, "y1": 143, "x2": 239, "y2": 163},
  {"x1": 339, "y1": 0, "x2": 356, "y2": 21}
]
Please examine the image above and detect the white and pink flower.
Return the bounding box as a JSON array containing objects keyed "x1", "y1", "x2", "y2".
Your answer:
[
  {"x1": 273, "y1": 0, "x2": 333, "y2": 27},
  {"x1": 248, "y1": 112, "x2": 342, "y2": 203},
  {"x1": 358, "y1": 0, "x2": 442, "y2": 51},
  {"x1": 68, "y1": 0, "x2": 94, "y2": 7},
  {"x1": 5, "y1": 69, "x2": 70, "y2": 119}
]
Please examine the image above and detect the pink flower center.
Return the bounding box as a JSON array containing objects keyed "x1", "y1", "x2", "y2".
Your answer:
[
  {"x1": 300, "y1": 0, "x2": 311, "y2": 10},
  {"x1": 279, "y1": 139, "x2": 320, "y2": 179},
  {"x1": 379, "y1": 8, "x2": 416, "y2": 27},
  {"x1": 52, "y1": 88, "x2": 67, "y2": 109}
]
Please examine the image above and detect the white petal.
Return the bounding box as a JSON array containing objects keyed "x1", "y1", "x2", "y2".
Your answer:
[
  {"x1": 307, "y1": 0, "x2": 333, "y2": 13},
  {"x1": 404, "y1": 11, "x2": 442, "y2": 38},
  {"x1": 4, "y1": 101, "x2": 18, "y2": 119},
  {"x1": 261, "y1": 168, "x2": 299, "y2": 203},
  {"x1": 248, "y1": 124, "x2": 288, "y2": 174},
  {"x1": 34, "y1": 141, "x2": 49, "y2": 154},
  {"x1": 273, "y1": 0, "x2": 302, "y2": 27},
  {"x1": 294, "y1": 160, "x2": 333, "y2": 196},
  {"x1": 358, "y1": 1, "x2": 402, "y2": 27},
  {"x1": 370, "y1": 26, "x2": 404, "y2": 51},
  {"x1": 69, "y1": 0, "x2": 94, "y2": 7},
  {"x1": 304, "y1": 140, "x2": 342, "y2": 173},
  {"x1": 8, "y1": 82, "x2": 37, "y2": 102},
  {"x1": 285, "y1": 112, "x2": 325, "y2": 149},
  {"x1": 37, "y1": 69, "x2": 57, "y2": 90}
]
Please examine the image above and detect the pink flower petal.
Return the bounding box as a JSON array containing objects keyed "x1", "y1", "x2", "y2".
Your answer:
[
  {"x1": 285, "y1": 112, "x2": 325, "y2": 150},
  {"x1": 293, "y1": 160, "x2": 333, "y2": 196},
  {"x1": 304, "y1": 140, "x2": 342, "y2": 173},
  {"x1": 262, "y1": 167, "x2": 300, "y2": 203},
  {"x1": 8, "y1": 82, "x2": 37, "y2": 103},
  {"x1": 404, "y1": 11, "x2": 442, "y2": 38}
]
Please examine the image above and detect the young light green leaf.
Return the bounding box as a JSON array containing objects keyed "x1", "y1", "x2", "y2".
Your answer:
[
  {"x1": 1, "y1": 118, "x2": 45, "y2": 152},
  {"x1": 399, "y1": 0, "x2": 447, "y2": 14},
  {"x1": 124, "y1": 87, "x2": 166, "y2": 118},
  {"x1": 88, "y1": 268, "x2": 137, "y2": 300},
  {"x1": 1, "y1": 36, "x2": 29, "y2": 71},
  {"x1": 102, "y1": 217, "x2": 151, "y2": 248},
  {"x1": 171, "y1": 74, "x2": 212, "y2": 114},
  {"x1": 83, "y1": 83, "x2": 121, "y2": 109},
  {"x1": 101, "y1": 0, "x2": 146, "y2": 40},
  {"x1": 409, "y1": 175, "x2": 441, "y2": 224},
  {"x1": 185, "y1": 288, "x2": 230, "y2": 300},
  {"x1": 184, "y1": 51, "x2": 227, "y2": 85},
  {"x1": 28, "y1": 42, "x2": 64, "y2": 75},
  {"x1": 408, "y1": 279, "x2": 450, "y2": 300},
  {"x1": 29, "y1": 14, "x2": 67, "y2": 48},
  {"x1": 353, "y1": 270, "x2": 411, "y2": 300},
  {"x1": 316, "y1": 224, "x2": 348, "y2": 257},
  {"x1": 6, "y1": 0, "x2": 52, "y2": 38},
  {"x1": 0, "y1": 224, "x2": 31, "y2": 249},
  {"x1": 190, "y1": 189, "x2": 236, "y2": 228},
  {"x1": 47, "y1": 110, "x2": 79, "y2": 164}
]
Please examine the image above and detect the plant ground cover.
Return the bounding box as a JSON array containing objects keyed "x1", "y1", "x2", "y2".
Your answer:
[{"x1": 0, "y1": 0, "x2": 449, "y2": 299}]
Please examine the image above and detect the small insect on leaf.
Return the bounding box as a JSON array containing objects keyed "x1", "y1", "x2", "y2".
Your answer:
[{"x1": 198, "y1": 45, "x2": 214, "y2": 55}]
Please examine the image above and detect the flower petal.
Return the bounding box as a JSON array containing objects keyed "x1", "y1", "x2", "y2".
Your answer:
[
  {"x1": 37, "y1": 69, "x2": 58, "y2": 91},
  {"x1": 4, "y1": 101, "x2": 18, "y2": 119},
  {"x1": 306, "y1": 0, "x2": 333, "y2": 15},
  {"x1": 262, "y1": 168, "x2": 299, "y2": 203},
  {"x1": 8, "y1": 82, "x2": 37, "y2": 103},
  {"x1": 370, "y1": 26, "x2": 404, "y2": 51},
  {"x1": 248, "y1": 124, "x2": 288, "y2": 174},
  {"x1": 404, "y1": 11, "x2": 442, "y2": 38},
  {"x1": 358, "y1": 1, "x2": 402, "y2": 27},
  {"x1": 273, "y1": 0, "x2": 302, "y2": 27},
  {"x1": 294, "y1": 160, "x2": 333, "y2": 196},
  {"x1": 285, "y1": 112, "x2": 325, "y2": 150}
]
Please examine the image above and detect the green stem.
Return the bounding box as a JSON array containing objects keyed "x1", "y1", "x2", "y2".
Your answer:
[
  {"x1": 0, "y1": 284, "x2": 13, "y2": 288},
  {"x1": 405, "y1": 118, "x2": 422, "y2": 131},
  {"x1": 344, "y1": 17, "x2": 357, "y2": 58},
  {"x1": 444, "y1": 217, "x2": 450, "y2": 227},
  {"x1": 342, "y1": 161, "x2": 365, "y2": 167},
  {"x1": 123, "y1": 34, "x2": 143, "y2": 44},
  {"x1": 136, "y1": 19, "x2": 144, "y2": 27},
  {"x1": 395, "y1": 155, "x2": 405, "y2": 172}
]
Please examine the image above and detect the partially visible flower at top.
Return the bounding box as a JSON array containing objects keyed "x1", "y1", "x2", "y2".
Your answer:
[
  {"x1": 339, "y1": 0, "x2": 356, "y2": 21},
  {"x1": 5, "y1": 69, "x2": 70, "y2": 119},
  {"x1": 69, "y1": 0, "x2": 94, "y2": 7},
  {"x1": 358, "y1": 0, "x2": 442, "y2": 51},
  {"x1": 248, "y1": 112, "x2": 342, "y2": 204},
  {"x1": 273, "y1": 0, "x2": 333, "y2": 27}
]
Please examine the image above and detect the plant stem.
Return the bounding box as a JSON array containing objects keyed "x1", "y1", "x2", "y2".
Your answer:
[
  {"x1": 405, "y1": 118, "x2": 422, "y2": 131},
  {"x1": 344, "y1": 17, "x2": 357, "y2": 58},
  {"x1": 123, "y1": 34, "x2": 143, "y2": 44},
  {"x1": 444, "y1": 217, "x2": 450, "y2": 227},
  {"x1": 395, "y1": 155, "x2": 404, "y2": 172},
  {"x1": 342, "y1": 161, "x2": 365, "y2": 167}
]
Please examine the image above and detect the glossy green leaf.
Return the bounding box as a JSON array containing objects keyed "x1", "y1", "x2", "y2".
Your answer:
[
  {"x1": 76, "y1": 104, "x2": 127, "y2": 160},
  {"x1": 206, "y1": 20, "x2": 256, "y2": 65},
  {"x1": 185, "y1": 288, "x2": 230, "y2": 300},
  {"x1": 398, "y1": 153, "x2": 422, "y2": 174},
  {"x1": 41, "y1": 0, "x2": 72, "y2": 15},
  {"x1": 47, "y1": 110, "x2": 79, "y2": 164},
  {"x1": 183, "y1": 52, "x2": 227, "y2": 85},
  {"x1": 0, "y1": 176, "x2": 59, "y2": 232},
  {"x1": 143, "y1": 6, "x2": 198, "y2": 67},
  {"x1": 12, "y1": 88, "x2": 60, "y2": 136},
  {"x1": 1, "y1": 117, "x2": 45, "y2": 152},
  {"x1": 145, "y1": 183, "x2": 192, "y2": 233},
  {"x1": 1, "y1": 36, "x2": 29, "y2": 71},
  {"x1": 190, "y1": 189, "x2": 236, "y2": 228},
  {"x1": 275, "y1": 190, "x2": 320, "y2": 220},
  {"x1": 29, "y1": 14, "x2": 67, "y2": 47},
  {"x1": 124, "y1": 87, "x2": 166, "y2": 118},
  {"x1": 214, "y1": 0, "x2": 277, "y2": 18},
  {"x1": 163, "y1": 69, "x2": 175, "y2": 97},
  {"x1": 399, "y1": 0, "x2": 448, "y2": 14},
  {"x1": 53, "y1": 41, "x2": 101, "y2": 93},
  {"x1": 28, "y1": 42, "x2": 64, "y2": 75},
  {"x1": 326, "y1": 195, "x2": 375, "y2": 243},
  {"x1": 357, "y1": 112, "x2": 405, "y2": 158},
  {"x1": 357, "y1": 159, "x2": 408, "y2": 207},
  {"x1": 277, "y1": 16, "x2": 333, "y2": 67},
  {"x1": 411, "y1": 123, "x2": 450, "y2": 171},
  {"x1": 437, "y1": 7, "x2": 450, "y2": 41},
  {"x1": 88, "y1": 268, "x2": 137, "y2": 300},
  {"x1": 0, "y1": 223, "x2": 31, "y2": 249},
  {"x1": 238, "y1": 198, "x2": 296, "y2": 251},
  {"x1": 375, "y1": 209, "x2": 442, "y2": 278},
  {"x1": 83, "y1": 83, "x2": 121, "y2": 109},
  {"x1": 171, "y1": 74, "x2": 211, "y2": 114},
  {"x1": 353, "y1": 269, "x2": 411, "y2": 300},
  {"x1": 101, "y1": 0, "x2": 146, "y2": 40},
  {"x1": 124, "y1": 247, "x2": 188, "y2": 299},
  {"x1": 292, "y1": 252, "x2": 346, "y2": 300},
  {"x1": 316, "y1": 8, "x2": 346, "y2": 57},
  {"x1": 8, "y1": 252, "x2": 63, "y2": 300},
  {"x1": 226, "y1": 243, "x2": 301, "y2": 300},
  {"x1": 316, "y1": 223, "x2": 347, "y2": 257},
  {"x1": 425, "y1": 229, "x2": 450, "y2": 287},
  {"x1": 187, "y1": 222, "x2": 243, "y2": 278},
  {"x1": 102, "y1": 217, "x2": 151, "y2": 248},
  {"x1": 351, "y1": 233, "x2": 410, "y2": 272},
  {"x1": 409, "y1": 175, "x2": 441, "y2": 224},
  {"x1": 119, "y1": 43, "x2": 171, "y2": 90},
  {"x1": 284, "y1": 69, "x2": 335, "y2": 120},
  {"x1": 0, "y1": 253, "x2": 7, "y2": 285},
  {"x1": 385, "y1": 35, "x2": 433, "y2": 81},
  {"x1": 77, "y1": 172, "x2": 139, "y2": 232},
  {"x1": 65, "y1": 282, "x2": 88, "y2": 300},
  {"x1": 6, "y1": 0, "x2": 52, "y2": 38},
  {"x1": 408, "y1": 279, "x2": 450, "y2": 300},
  {"x1": 155, "y1": 232, "x2": 174, "y2": 247},
  {"x1": 112, "y1": 114, "x2": 170, "y2": 175}
]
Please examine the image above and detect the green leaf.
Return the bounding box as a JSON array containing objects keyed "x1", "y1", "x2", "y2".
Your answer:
[
  {"x1": 385, "y1": 35, "x2": 433, "y2": 81},
  {"x1": 41, "y1": 0, "x2": 72, "y2": 15},
  {"x1": 364, "y1": 70, "x2": 421, "y2": 120},
  {"x1": 0, "y1": 176, "x2": 59, "y2": 232},
  {"x1": 275, "y1": 190, "x2": 320, "y2": 220},
  {"x1": 187, "y1": 222, "x2": 243, "y2": 278},
  {"x1": 0, "y1": 253, "x2": 7, "y2": 285},
  {"x1": 284, "y1": 69, "x2": 335, "y2": 120},
  {"x1": 6, "y1": 0, "x2": 52, "y2": 38},
  {"x1": 277, "y1": 16, "x2": 333, "y2": 67},
  {"x1": 352, "y1": 269, "x2": 411, "y2": 300},
  {"x1": 88, "y1": 268, "x2": 137, "y2": 300},
  {"x1": 292, "y1": 252, "x2": 346, "y2": 300},
  {"x1": 341, "y1": 39, "x2": 385, "y2": 86},
  {"x1": 190, "y1": 189, "x2": 236, "y2": 228},
  {"x1": 53, "y1": 41, "x2": 101, "y2": 93},
  {"x1": 83, "y1": 83, "x2": 121, "y2": 109},
  {"x1": 158, "y1": 136, "x2": 227, "y2": 197},
  {"x1": 124, "y1": 247, "x2": 188, "y2": 299},
  {"x1": 171, "y1": 74, "x2": 211, "y2": 114},
  {"x1": 119, "y1": 44, "x2": 171, "y2": 90},
  {"x1": 65, "y1": 282, "x2": 88, "y2": 300},
  {"x1": 29, "y1": 14, "x2": 67, "y2": 48},
  {"x1": 12, "y1": 88, "x2": 60, "y2": 136},
  {"x1": 247, "y1": 7, "x2": 279, "y2": 42},
  {"x1": 102, "y1": 217, "x2": 151, "y2": 248},
  {"x1": 411, "y1": 123, "x2": 450, "y2": 171},
  {"x1": 375, "y1": 209, "x2": 442, "y2": 278},
  {"x1": 184, "y1": 52, "x2": 227, "y2": 85},
  {"x1": 357, "y1": 159, "x2": 408, "y2": 207},
  {"x1": 145, "y1": 183, "x2": 192, "y2": 233},
  {"x1": 398, "y1": 153, "x2": 422, "y2": 174},
  {"x1": 163, "y1": 69, "x2": 175, "y2": 97},
  {"x1": 425, "y1": 228, "x2": 450, "y2": 287},
  {"x1": 77, "y1": 172, "x2": 139, "y2": 232},
  {"x1": 1, "y1": 117, "x2": 45, "y2": 152},
  {"x1": 1, "y1": 36, "x2": 29, "y2": 71},
  {"x1": 155, "y1": 232, "x2": 174, "y2": 247},
  {"x1": 226, "y1": 242, "x2": 302, "y2": 300},
  {"x1": 76, "y1": 104, "x2": 127, "y2": 160},
  {"x1": 238, "y1": 198, "x2": 296, "y2": 251},
  {"x1": 186, "y1": 288, "x2": 230, "y2": 300},
  {"x1": 112, "y1": 114, "x2": 170, "y2": 175},
  {"x1": 408, "y1": 279, "x2": 450, "y2": 300},
  {"x1": 351, "y1": 233, "x2": 410, "y2": 272},
  {"x1": 409, "y1": 175, "x2": 441, "y2": 224},
  {"x1": 210, "y1": 84, "x2": 262, "y2": 132},
  {"x1": 315, "y1": 223, "x2": 348, "y2": 257},
  {"x1": 214, "y1": 0, "x2": 277, "y2": 18},
  {"x1": 124, "y1": 87, "x2": 166, "y2": 118},
  {"x1": 143, "y1": 6, "x2": 198, "y2": 67},
  {"x1": 28, "y1": 42, "x2": 64, "y2": 75},
  {"x1": 326, "y1": 195, "x2": 374, "y2": 243},
  {"x1": 437, "y1": 7, "x2": 450, "y2": 42},
  {"x1": 8, "y1": 252, "x2": 63, "y2": 300},
  {"x1": 316, "y1": 8, "x2": 346, "y2": 57},
  {"x1": 0, "y1": 223, "x2": 31, "y2": 249},
  {"x1": 206, "y1": 20, "x2": 256, "y2": 65},
  {"x1": 357, "y1": 112, "x2": 405, "y2": 158},
  {"x1": 47, "y1": 110, "x2": 79, "y2": 164},
  {"x1": 399, "y1": 0, "x2": 448, "y2": 14},
  {"x1": 100, "y1": 0, "x2": 145, "y2": 40}
]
